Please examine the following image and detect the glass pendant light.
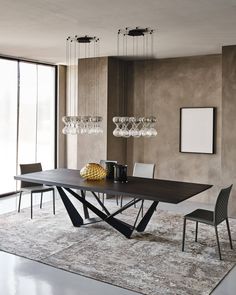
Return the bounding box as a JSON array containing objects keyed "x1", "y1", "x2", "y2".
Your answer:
[
  {"x1": 112, "y1": 27, "x2": 157, "y2": 138},
  {"x1": 62, "y1": 35, "x2": 103, "y2": 135}
]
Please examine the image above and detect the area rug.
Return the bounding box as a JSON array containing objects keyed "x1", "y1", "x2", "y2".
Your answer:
[{"x1": 0, "y1": 198, "x2": 235, "y2": 295}]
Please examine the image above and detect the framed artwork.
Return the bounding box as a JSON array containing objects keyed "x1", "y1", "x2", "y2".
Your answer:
[{"x1": 180, "y1": 107, "x2": 215, "y2": 154}]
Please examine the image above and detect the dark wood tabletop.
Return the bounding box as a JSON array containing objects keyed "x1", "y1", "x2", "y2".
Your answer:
[{"x1": 14, "y1": 168, "x2": 212, "y2": 204}]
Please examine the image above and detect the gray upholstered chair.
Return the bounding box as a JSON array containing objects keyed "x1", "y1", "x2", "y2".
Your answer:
[
  {"x1": 133, "y1": 162, "x2": 155, "y2": 179},
  {"x1": 120, "y1": 163, "x2": 155, "y2": 214},
  {"x1": 18, "y1": 163, "x2": 55, "y2": 219},
  {"x1": 182, "y1": 185, "x2": 233, "y2": 260}
]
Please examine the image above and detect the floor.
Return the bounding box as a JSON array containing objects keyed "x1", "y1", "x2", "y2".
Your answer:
[
  {"x1": 0, "y1": 251, "x2": 140, "y2": 295},
  {"x1": 0, "y1": 194, "x2": 235, "y2": 295}
]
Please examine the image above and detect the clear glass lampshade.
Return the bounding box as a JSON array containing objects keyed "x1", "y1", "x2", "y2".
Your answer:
[
  {"x1": 112, "y1": 117, "x2": 122, "y2": 137},
  {"x1": 62, "y1": 115, "x2": 103, "y2": 135},
  {"x1": 112, "y1": 116, "x2": 157, "y2": 138}
]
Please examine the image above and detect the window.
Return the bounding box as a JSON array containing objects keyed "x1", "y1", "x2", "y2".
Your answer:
[
  {"x1": 0, "y1": 58, "x2": 56, "y2": 195},
  {"x1": 0, "y1": 59, "x2": 18, "y2": 194}
]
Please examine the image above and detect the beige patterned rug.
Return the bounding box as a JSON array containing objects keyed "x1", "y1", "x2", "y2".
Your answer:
[{"x1": 0, "y1": 198, "x2": 235, "y2": 295}]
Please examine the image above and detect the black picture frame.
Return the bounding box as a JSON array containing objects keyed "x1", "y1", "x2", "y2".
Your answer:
[{"x1": 179, "y1": 107, "x2": 216, "y2": 154}]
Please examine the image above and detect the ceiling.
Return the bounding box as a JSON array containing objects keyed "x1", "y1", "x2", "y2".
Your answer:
[{"x1": 0, "y1": 0, "x2": 236, "y2": 64}]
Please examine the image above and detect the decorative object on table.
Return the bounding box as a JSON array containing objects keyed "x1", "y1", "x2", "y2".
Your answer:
[
  {"x1": 112, "y1": 27, "x2": 157, "y2": 138},
  {"x1": 113, "y1": 164, "x2": 128, "y2": 183},
  {"x1": 99, "y1": 160, "x2": 118, "y2": 204},
  {"x1": 180, "y1": 107, "x2": 215, "y2": 154},
  {"x1": 62, "y1": 35, "x2": 103, "y2": 135},
  {"x1": 105, "y1": 161, "x2": 117, "y2": 179},
  {"x1": 80, "y1": 163, "x2": 106, "y2": 180}
]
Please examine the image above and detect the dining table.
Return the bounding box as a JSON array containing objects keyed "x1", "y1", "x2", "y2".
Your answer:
[{"x1": 14, "y1": 168, "x2": 212, "y2": 238}]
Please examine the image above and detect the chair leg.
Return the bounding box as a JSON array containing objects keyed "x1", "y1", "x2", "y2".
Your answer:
[
  {"x1": 102, "y1": 193, "x2": 105, "y2": 205},
  {"x1": 18, "y1": 191, "x2": 22, "y2": 213},
  {"x1": 40, "y1": 192, "x2": 43, "y2": 209},
  {"x1": 141, "y1": 201, "x2": 144, "y2": 217},
  {"x1": 226, "y1": 218, "x2": 233, "y2": 249},
  {"x1": 53, "y1": 189, "x2": 55, "y2": 215},
  {"x1": 134, "y1": 198, "x2": 136, "y2": 208},
  {"x1": 215, "y1": 225, "x2": 222, "y2": 260},
  {"x1": 31, "y1": 192, "x2": 33, "y2": 219},
  {"x1": 182, "y1": 218, "x2": 186, "y2": 252},
  {"x1": 195, "y1": 221, "x2": 198, "y2": 242},
  {"x1": 116, "y1": 195, "x2": 119, "y2": 206},
  {"x1": 120, "y1": 196, "x2": 123, "y2": 208}
]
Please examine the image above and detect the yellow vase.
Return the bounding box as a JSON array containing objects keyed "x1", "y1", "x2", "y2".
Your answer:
[{"x1": 80, "y1": 163, "x2": 107, "y2": 180}]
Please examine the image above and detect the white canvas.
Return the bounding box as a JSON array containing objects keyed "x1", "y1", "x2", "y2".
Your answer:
[{"x1": 180, "y1": 108, "x2": 214, "y2": 153}]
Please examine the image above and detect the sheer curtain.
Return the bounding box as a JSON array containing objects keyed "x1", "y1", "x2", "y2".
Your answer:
[
  {"x1": 0, "y1": 58, "x2": 56, "y2": 195},
  {"x1": 0, "y1": 59, "x2": 18, "y2": 194}
]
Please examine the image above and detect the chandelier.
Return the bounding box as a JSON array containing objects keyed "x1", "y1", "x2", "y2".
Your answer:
[
  {"x1": 112, "y1": 27, "x2": 157, "y2": 138},
  {"x1": 62, "y1": 35, "x2": 103, "y2": 135}
]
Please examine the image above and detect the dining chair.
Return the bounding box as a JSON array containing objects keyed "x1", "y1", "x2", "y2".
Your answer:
[
  {"x1": 120, "y1": 162, "x2": 155, "y2": 214},
  {"x1": 18, "y1": 163, "x2": 55, "y2": 219},
  {"x1": 99, "y1": 160, "x2": 117, "y2": 204},
  {"x1": 182, "y1": 185, "x2": 233, "y2": 260}
]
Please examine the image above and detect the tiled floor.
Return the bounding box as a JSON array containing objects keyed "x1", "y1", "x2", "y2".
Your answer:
[{"x1": 0, "y1": 195, "x2": 235, "y2": 294}]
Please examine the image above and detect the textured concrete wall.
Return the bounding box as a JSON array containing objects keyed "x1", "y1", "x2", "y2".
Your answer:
[
  {"x1": 222, "y1": 45, "x2": 236, "y2": 216},
  {"x1": 107, "y1": 57, "x2": 127, "y2": 165},
  {"x1": 126, "y1": 61, "x2": 145, "y2": 174},
  {"x1": 66, "y1": 57, "x2": 127, "y2": 169},
  {"x1": 57, "y1": 65, "x2": 66, "y2": 168},
  {"x1": 127, "y1": 55, "x2": 222, "y2": 203},
  {"x1": 76, "y1": 57, "x2": 108, "y2": 169}
]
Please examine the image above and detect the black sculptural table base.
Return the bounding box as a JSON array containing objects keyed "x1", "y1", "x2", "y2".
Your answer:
[
  {"x1": 57, "y1": 186, "x2": 158, "y2": 238},
  {"x1": 14, "y1": 169, "x2": 212, "y2": 238}
]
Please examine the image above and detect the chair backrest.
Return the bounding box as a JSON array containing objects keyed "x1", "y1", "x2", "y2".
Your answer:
[
  {"x1": 214, "y1": 185, "x2": 233, "y2": 225},
  {"x1": 99, "y1": 160, "x2": 117, "y2": 168},
  {"x1": 133, "y1": 163, "x2": 155, "y2": 179},
  {"x1": 20, "y1": 163, "x2": 42, "y2": 188}
]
